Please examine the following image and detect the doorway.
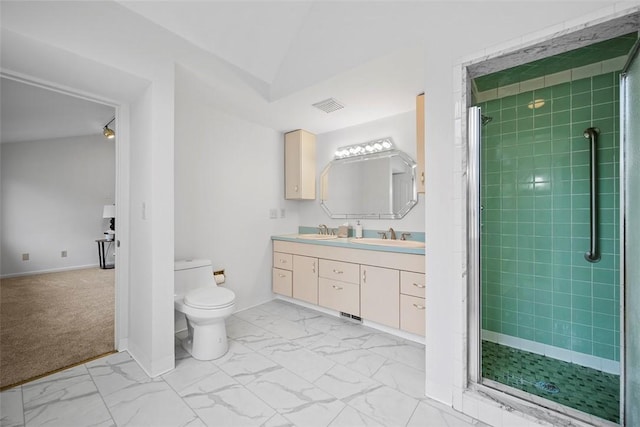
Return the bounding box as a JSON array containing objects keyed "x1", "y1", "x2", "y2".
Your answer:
[
  {"x1": 465, "y1": 12, "x2": 639, "y2": 426},
  {"x1": 0, "y1": 77, "x2": 117, "y2": 388}
]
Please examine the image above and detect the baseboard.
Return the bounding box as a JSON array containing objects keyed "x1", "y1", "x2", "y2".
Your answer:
[
  {"x1": 482, "y1": 329, "x2": 620, "y2": 374},
  {"x1": 0, "y1": 264, "x2": 101, "y2": 279}
]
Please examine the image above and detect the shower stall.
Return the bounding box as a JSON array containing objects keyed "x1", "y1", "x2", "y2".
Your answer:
[{"x1": 467, "y1": 29, "x2": 639, "y2": 425}]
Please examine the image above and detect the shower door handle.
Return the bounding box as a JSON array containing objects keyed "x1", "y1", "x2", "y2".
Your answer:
[{"x1": 584, "y1": 127, "x2": 601, "y2": 263}]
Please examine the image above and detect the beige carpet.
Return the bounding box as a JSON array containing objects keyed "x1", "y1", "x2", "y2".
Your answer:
[{"x1": 0, "y1": 268, "x2": 114, "y2": 389}]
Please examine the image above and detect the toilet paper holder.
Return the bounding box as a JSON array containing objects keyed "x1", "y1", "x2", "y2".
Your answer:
[{"x1": 213, "y1": 269, "x2": 225, "y2": 285}]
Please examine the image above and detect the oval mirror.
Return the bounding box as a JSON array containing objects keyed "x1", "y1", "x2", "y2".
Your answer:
[{"x1": 320, "y1": 149, "x2": 418, "y2": 219}]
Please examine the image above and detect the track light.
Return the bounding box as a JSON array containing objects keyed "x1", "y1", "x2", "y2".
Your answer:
[{"x1": 103, "y1": 117, "x2": 115, "y2": 140}]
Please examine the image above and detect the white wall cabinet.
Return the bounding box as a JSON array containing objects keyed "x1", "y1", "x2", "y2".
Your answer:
[
  {"x1": 292, "y1": 255, "x2": 318, "y2": 304},
  {"x1": 284, "y1": 129, "x2": 316, "y2": 200},
  {"x1": 273, "y1": 240, "x2": 425, "y2": 336}
]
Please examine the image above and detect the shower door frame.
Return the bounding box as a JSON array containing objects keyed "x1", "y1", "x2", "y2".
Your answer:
[{"x1": 462, "y1": 11, "x2": 639, "y2": 427}]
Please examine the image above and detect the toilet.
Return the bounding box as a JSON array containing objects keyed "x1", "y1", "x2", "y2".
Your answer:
[{"x1": 174, "y1": 259, "x2": 236, "y2": 360}]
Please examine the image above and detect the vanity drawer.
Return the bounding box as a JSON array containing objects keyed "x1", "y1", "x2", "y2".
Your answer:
[
  {"x1": 272, "y1": 268, "x2": 292, "y2": 297},
  {"x1": 273, "y1": 252, "x2": 293, "y2": 271},
  {"x1": 400, "y1": 294, "x2": 425, "y2": 336},
  {"x1": 319, "y1": 259, "x2": 360, "y2": 284},
  {"x1": 318, "y1": 278, "x2": 360, "y2": 316},
  {"x1": 400, "y1": 271, "x2": 426, "y2": 298}
]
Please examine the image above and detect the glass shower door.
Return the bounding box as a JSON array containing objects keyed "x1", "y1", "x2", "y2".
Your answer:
[{"x1": 621, "y1": 40, "x2": 640, "y2": 426}]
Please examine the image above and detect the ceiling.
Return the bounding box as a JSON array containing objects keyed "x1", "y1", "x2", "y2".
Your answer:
[
  {"x1": 0, "y1": 1, "x2": 621, "y2": 143},
  {"x1": 0, "y1": 78, "x2": 115, "y2": 144}
]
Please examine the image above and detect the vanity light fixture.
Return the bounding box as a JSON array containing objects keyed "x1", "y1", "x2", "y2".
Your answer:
[
  {"x1": 103, "y1": 117, "x2": 116, "y2": 139},
  {"x1": 334, "y1": 137, "x2": 394, "y2": 159}
]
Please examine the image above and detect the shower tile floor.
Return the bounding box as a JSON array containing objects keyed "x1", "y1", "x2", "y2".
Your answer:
[
  {"x1": 482, "y1": 340, "x2": 619, "y2": 423},
  {"x1": 1, "y1": 299, "x2": 489, "y2": 427}
]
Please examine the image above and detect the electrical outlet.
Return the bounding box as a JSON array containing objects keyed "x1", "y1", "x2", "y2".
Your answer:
[
  {"x1": 269, "y1": 208, "x2": 278, "y2": 219},
  {"x1": 280, "y1": 208, "x2": 286, "y2": 218},
  {"x1": 22, "y1": 253, "x2": 29, "y2": 261},
  {"x1": 61, "y1": 250, "x2": 68, "y2": 258}
]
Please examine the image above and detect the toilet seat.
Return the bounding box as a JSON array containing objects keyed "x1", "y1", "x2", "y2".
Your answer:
[{"x1": 184, "y1": 287, "x2": 235, "y2": 309}]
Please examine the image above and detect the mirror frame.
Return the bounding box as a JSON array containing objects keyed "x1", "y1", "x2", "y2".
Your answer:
[{"x1": 319, "y1": 149, "x2": 418, "y2": 219}]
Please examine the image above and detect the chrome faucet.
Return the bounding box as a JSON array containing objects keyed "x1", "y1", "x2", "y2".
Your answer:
[{"x1": 388, "y1": 227, "x2": 396, "y2": 240}]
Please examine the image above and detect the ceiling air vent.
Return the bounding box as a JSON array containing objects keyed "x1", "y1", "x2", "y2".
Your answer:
[{"x1": 312, "y1": 98, "x2": 344, "y2": 113}]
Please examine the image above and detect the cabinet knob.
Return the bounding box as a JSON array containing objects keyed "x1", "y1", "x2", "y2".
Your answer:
[
  {"x1": 312, "y1": 261, "x2": 316, "y2": 273},
  {"x1": 278, "y1": 274, "x2": 286, "y2": 278},
  {"x1": 413, "y1": 303, "x2": 425, "y2": 310},
  {"x1": 362, "y1": 269, "x2": 367, "y2": 283},
  {"x1": 332, "y1": 285, "x2": 343, "y2": 290},
  {"x1": 413, "y1": 283, "x2": 426, "y2": 289},
  {"x1": 280, "y1": 259, "x2": 287, "y2": 264},
  {"x1": 294, "y1": 185, "x2": 299, "y2": 192},
  {"x1": 332, "y1": 269, "x2": 343, "y2": 274},
  {"x1": 421, "y1": 171, "x2": 425, "y2": 184}
]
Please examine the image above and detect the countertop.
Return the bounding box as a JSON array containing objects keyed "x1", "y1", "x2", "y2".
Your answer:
[{"x1": 271, "y1": 234, "x2": 425, "y2": 255}]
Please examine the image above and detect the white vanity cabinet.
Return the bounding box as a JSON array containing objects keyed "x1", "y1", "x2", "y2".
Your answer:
[
  {"x1": 284, "y1": 129, "x2": 316, "y2": 200},
  {"x1": 272, "y1": 252, "x2": 293, "y2": 297},
  {"x1": 400, "y1": 271, "x2": 426, "y2": 335},
  {"x1": 361, "y1": 265, "x2": 400, "y2": 328},
  {"x1": 318, "y1": 259, "x2": 360, "y2": 315},
  {"x1": 292, "y1": 255, "x2": 318, "y2": 304},
  {"x1": 272, "y1": 239, "x2": 425, "y2": 336}
]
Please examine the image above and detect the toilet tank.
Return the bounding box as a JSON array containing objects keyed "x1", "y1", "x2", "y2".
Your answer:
[{"x1": 174, "y1": 259, "x2": 213, "y2": 296}]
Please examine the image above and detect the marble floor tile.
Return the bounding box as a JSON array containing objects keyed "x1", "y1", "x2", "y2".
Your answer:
[
  {"x1": 6, "y1": 299, "x2": 485, "y2": 427},
  {"x1": 314, "y1": 364, "x2": 382, "y2": 400},
  {"x1": 372, "y1": 359, "x2": 425, "y2": 399},
  {"x1": 1, "y1": 387, "x2": 24, "y2": 427},
  {"x1": 245, "y1": 367, "x2": 345, "y2": 427},
  {"x1": 362, "y1": 333, "x2": 426, "y2": 372},
  {"x1": 328, "y1": 405, "x2": 385, "y2": 427},
  {"x1": 180, "y1": 370, "x2": 275, "y2": 426},
  {"x1": 259, "y1": 341, "x2": 336, "y2": 382},
  {"x1": 346, "y1": 384, "x2": 420, "y2": 426},
  {"x1": 162, "y1": 349, "x2": 220, "y2": 394},
  {"x1": 309, "y1": 335, "x2": 388, "y2": 377},
  {"x1": 102, "y1": 378, "x2": 199, "y2": 426},
  {"x1": 408, "y1": 400, "x2": 490, "y2": 427},
  {"x1": 22, "y1": 366, "x2": 113, "y2": 427},
  {"x1": 216, "y1": 349, "x2": 280, "y2": 385}
]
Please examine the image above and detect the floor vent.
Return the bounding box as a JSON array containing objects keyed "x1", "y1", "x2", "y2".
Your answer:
[
  {"x1": 340, "y1": 312, "x2": 363, "y2": 323},
  {"x1": 312, "y1": 98, "x2": 344, "y2": 113}
]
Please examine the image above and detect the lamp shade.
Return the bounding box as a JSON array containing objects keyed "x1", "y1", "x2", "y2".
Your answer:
[{"x1": 103, "y1": 205, "x2": 116, "y2": 219}]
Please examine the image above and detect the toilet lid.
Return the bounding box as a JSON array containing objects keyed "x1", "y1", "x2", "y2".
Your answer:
[{"x1": 184, "y1": 287, "x2": 235, "y2": 309}]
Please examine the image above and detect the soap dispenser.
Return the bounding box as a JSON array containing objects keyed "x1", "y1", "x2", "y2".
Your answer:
[{"x1": 355, "y1": 220, "x2": 363, "y2": 239}]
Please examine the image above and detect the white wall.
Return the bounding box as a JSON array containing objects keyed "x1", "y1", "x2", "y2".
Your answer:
[
  {"x1": 1, "y1": 134, "x2": 115, "y2": 276},
  {"x1": 298, "y1": 110, "x2": 425, "y2": 233},
  {"x1": 174, "y1": 70, "x2": 300, "y2": 311}
]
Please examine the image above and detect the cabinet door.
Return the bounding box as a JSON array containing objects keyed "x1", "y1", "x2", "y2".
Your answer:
[
  {"x1": 285, "y1": 130, "x2": 316, "y2": 200},
  {"x1": 318, "y1": 278, "x2": 360, "y2": 316},
  {"x1": 361, "y1": 265, "x2": 399, "y2": 328},
  {"x1": 416, "y1": 93, "x2": 425, "y2": 194},
  {"x1": 400, "y1": 294, "x2": 425, "y2": 336},
  {"x1": 272, "y1": 268, "x2": 292, "y2": 297},
  {"x1": 292, "y1": 255, "x2": 318, "y2": 304}
]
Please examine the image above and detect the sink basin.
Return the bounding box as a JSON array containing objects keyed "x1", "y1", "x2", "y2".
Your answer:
[
  {"x1": 350, "y1": 238, "x2": 425, "y2": 248},
  {"x1": 296, "y1": 234, "x2": 339, "y2": 240}
]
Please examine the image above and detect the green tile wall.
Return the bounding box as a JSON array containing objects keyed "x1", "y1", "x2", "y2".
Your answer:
[{"x1": 478, "y1": 71, "x2": 620, "y2": 361}]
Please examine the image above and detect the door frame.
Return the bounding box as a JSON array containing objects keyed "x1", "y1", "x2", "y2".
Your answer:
[
  {"x1": 460, "y1": 9, "x2": 639, "y2": 427},
  {"x1": 0, "y1": 70, "x2": 130, "y2": 353}
]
